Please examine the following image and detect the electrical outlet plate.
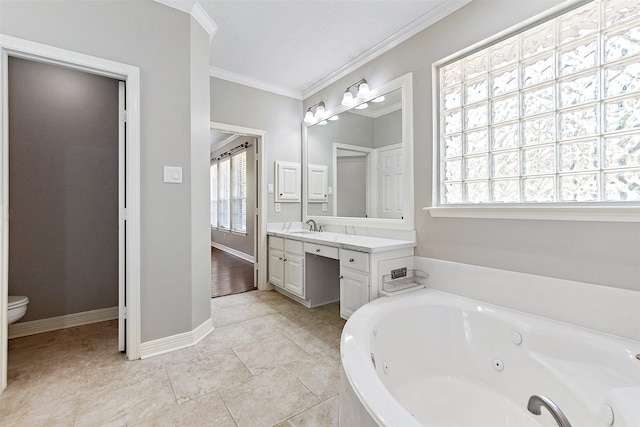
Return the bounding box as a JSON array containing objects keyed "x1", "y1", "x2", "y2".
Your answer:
[{"x1": 391, "y1": 267, "x2": 407, "y2": 279}]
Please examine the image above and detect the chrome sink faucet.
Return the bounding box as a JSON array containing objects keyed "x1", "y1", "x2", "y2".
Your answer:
[
  {"x1": 305, "y1": 219, "x2": 318, "y2": 232},
  {"x1": 527, "y1": 395, "x2": 572, "y2": 427}
]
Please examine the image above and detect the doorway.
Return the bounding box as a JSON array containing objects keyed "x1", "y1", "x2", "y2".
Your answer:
[
  {"x1": 1, "y1": 36, "x2": 142, "y2": 393},
  {"x1": 209, "y1": 122, "x2": 267, "y2": 295},
  {"x1": 7, "y1": 56, "x2": 121, "y2": 340}
]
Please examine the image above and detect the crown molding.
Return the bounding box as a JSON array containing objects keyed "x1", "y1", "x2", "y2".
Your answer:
[
  {"x1": 301, "y1": 0, "x2": 472, "y2": 99},
  {"x1": 209, "y1": 66, "x2": 303, "y2": 100},
  {"x1": 154, "y1": 0, "x2": 218, "y2": 39}
]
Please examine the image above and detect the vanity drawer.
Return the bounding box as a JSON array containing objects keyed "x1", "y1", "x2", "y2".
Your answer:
[
  {"x1": 284, "y1": 238, "x2": 304, "y2": 256},
  {"x1": 340, "y1": 249, "x2": 369, "y2": 272},
  {"x1": 304, "y1": 242, "x2": 339, "y2": 260},
  {"x1": 269, "y1": 236, "x2": 284, "y2": 250}
]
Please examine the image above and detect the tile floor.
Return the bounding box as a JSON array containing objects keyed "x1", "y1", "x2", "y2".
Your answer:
[{"x1": 1, "y1": 290, "x2": 346, "y2": 426}]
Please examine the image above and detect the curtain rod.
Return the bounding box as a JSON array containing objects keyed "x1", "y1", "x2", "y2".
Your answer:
[{"x1": 211, "y1": 141, "x2": 251, "y2": 162}]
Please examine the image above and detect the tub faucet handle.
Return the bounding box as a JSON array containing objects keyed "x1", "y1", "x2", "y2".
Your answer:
[{"x1": 527, "y1": 395, "x2": 572, "y2": 427}]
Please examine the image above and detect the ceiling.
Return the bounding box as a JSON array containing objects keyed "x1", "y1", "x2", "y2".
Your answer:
[{"x1": 196, "y1": 0, "x2": 470, "y2": 99}]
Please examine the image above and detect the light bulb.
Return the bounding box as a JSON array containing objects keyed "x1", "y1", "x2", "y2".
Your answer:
[
  {"x1": 304, "y1": 110, "x2": 314, "y2": 123},
  {"x1": 355, "y1": 102, "x2": 368, "y2": 110},
  {"x1": 342, "y1": 90, "x2": 354, "y2": 106},
  {"x1": 357, "y1": 82, "x2": 370, "y2": 98},
  {"x1": 316, "y1": 103, "x2": 325, "y2": 117}
]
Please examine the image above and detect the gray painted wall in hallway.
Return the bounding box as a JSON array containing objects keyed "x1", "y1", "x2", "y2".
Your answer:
[
  {"x1": 303, "y1": 0, "x2": 640, "y2": 292},
  {"x1": 1, "y1": 0, "x2": 212, "y2": 341}
]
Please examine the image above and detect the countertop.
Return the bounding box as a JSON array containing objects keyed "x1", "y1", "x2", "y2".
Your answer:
[{"x1": 267, "y1": 230, "x2": 416, "y2": 253}]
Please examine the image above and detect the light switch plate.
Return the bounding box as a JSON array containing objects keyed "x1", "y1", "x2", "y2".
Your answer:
[
  {"x1": 267, "y1": 184, "x2": 274, "y2": 194},
  {"x1": 275, "y1": 203, "x2": 281, "y2": 212},
  {"x1": 322, "y1": 203, "x2": 327, "y2": 212},
  {"x1": 163, "y1": 166, "x2": 182, "y2": 184},
  {"x1": 327, "y1": 187, "x2": 333, "y2": 195}
]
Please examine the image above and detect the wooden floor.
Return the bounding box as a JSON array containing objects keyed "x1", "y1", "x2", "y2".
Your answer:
[{"x1": 211, "y1": 247, "x2": 255, "y2": 298}]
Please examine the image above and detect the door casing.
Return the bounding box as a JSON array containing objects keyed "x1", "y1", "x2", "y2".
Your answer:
[{"x1": 0, "y1": 35, "x2": 142, "y2": 393}]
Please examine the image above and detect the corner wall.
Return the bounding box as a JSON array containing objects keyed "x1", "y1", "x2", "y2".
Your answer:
[
  {"x1": 303, "y1": 0, "x2": 640, "y2": 292},
  {"x1": 1, "y1": 0, "x2": 212, "y2": 342}
]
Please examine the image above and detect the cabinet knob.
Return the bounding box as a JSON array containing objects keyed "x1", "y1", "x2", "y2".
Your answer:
[
  {"x1": 349, "y1": 258, "x2": 355, "y2": 263},
  {"x1": 315, "y1": 249, "x2": 321, "y2": 253},
  {"x1": 339, "y1": 275, "x2": 344, "y2": 280},
  {"x1": 278, "y1": 257, "x2": 283, "y2": 261}
]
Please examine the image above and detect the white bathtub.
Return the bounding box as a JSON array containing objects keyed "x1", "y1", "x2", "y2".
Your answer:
[{"x1": 340, "y1": 288, "x2": 640, "y2": 427}]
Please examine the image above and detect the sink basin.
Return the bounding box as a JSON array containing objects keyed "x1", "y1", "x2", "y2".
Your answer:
[{"x1": 288, "y1": 230, "x2": 319, "y2": 235}]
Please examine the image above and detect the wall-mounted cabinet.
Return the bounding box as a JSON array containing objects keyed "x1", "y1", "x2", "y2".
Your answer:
[
  {"x1": 307, "y1": 164, "x2": 328, "y2": 203},
  {"x1": 275, "y1": 161, "x2": 301, "y2": 202}
]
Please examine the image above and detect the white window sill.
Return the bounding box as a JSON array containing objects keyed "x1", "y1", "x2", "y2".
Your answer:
[{"x1": 424, "y1": 206, "x2": 640, "y2": 222}]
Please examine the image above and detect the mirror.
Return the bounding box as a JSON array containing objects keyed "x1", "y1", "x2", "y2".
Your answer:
[{"x1": 302, "y1": 73, "x2": 414, "y2": 230}]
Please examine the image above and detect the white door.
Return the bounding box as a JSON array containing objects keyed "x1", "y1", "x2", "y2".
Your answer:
[{"x1": 378, "y1": 145, "x2": 403, "y2": 219}]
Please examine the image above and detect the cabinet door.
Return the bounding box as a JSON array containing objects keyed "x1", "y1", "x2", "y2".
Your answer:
[
  {"x1": 340, "y1": 269, "x2": 369, "y2": 318},
  {"x1": 268, "y1": 249, "x2": 284, "y2": 288},
  {"x1": 275, "y1": 161, "x2": 301, "y2": 202},
  {"x1": 284, "y1": 253, "x2": 305, "y2": 298},
  {"x1": 308, "y1": 164, "x2": 328, "y2": 202}
]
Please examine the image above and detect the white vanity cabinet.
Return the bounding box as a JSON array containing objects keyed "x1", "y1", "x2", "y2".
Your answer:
[
  {"x1": 268, "y1": 230, "x2": 415, "y2": 315},
  {"x1": 268, "y1": 236, "x2": 305, "y2": 298},
  {"x1": 339, "y1": 249, "x2": 370, "y2": 319}
]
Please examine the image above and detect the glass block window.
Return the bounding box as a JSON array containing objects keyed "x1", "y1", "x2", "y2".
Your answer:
[{"x1": 437, "y1": 0, "x2": 640, "y2": 205}]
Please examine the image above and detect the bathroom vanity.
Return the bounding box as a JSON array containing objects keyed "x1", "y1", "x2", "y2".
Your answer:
[
  {"x1": 267, "y1": 229, "x2": 415, "y2": 319},
  {"x1": 268, "y1": 73, "x2": 417, "y2": 318}
]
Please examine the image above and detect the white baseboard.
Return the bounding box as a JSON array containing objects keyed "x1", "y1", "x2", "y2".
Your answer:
[
  {"x1": 140, "y1": 318, "x2": 214, "y2": 359},
  {"x1": 211, "y1": 241, "x2": 254, "y2": 263},
  {"x1": 8, "y1": 306, "x2": 118, "y2": 339}
]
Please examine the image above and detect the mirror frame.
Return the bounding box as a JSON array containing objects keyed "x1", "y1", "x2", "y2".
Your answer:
[{"x1": 302, "y1": 72, "x2": 414, "y2": 230}]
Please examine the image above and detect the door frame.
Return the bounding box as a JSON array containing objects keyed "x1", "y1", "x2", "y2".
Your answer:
[
  {"x1": 0, "y1": 35, "x2": 142, "y2": 393},
  {"x1": 209, "y1": 122, "x2": 267, "y2": 290}
]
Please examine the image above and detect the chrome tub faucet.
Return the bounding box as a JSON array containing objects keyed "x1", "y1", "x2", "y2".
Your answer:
[{"x1": 527, "y1": 394, "x2": 572, "y2": 427}]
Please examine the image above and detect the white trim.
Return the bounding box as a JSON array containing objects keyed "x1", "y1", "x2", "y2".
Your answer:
[
  {"x1": 210, "y1": 66, "x2": 303, "y2": 100},
  {"x1": 140, "y1": 318, "x2": 213, "y2": 359},
  {"x1": 8, "y1": 307, "x2": 118, "y2": 339},
  {"x1": 210, "y1": 122, "x2": 269, "y2": 291},
  {"x1": 301, "y1": 0, "x2": 471, "y2": 99},
  {"x1": 425, "y1": 206, "x2": 640, "y2": 222},
  {"x1": 211, "y1": 241, "x2": 255, "y2": 263},
  {"x1": 0, "y1": 35, "x2": 142, "y2": 394},
  {"x1": 153, "y1": 0, "x2": 218, "y2": 39},
  {"x1": 191, "y1": 1, "x2": 218, "y2": 39}
]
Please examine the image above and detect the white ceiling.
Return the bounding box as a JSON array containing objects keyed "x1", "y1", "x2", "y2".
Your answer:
[{"x1": 196, "y1": 0, "x2": 470, "y2": 99}]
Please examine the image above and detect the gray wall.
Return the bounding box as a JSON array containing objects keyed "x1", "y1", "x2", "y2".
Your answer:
[
  {"x1": 8, "y1": 57, "x2": 119, "y2": 322},
  {"x1": 1, "y1": 0, "x2": 212, "y2": 341},
  {"x1": 211, "y1": 137, "x2": 256, "y2": 258},
  {"x1": 210, "y1": 78, "x2": 302, "y2": 223},
  {"x1": 304, "y1": 0, "x2": 640, "y2": 292},
  {"x1": 374, "y1": 110, "x2": 402, "y2": 148}
]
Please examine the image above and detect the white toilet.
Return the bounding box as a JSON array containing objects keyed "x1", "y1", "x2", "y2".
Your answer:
[{"x1": 8, "y1": 296, "x2": 29, "y2": 325}]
